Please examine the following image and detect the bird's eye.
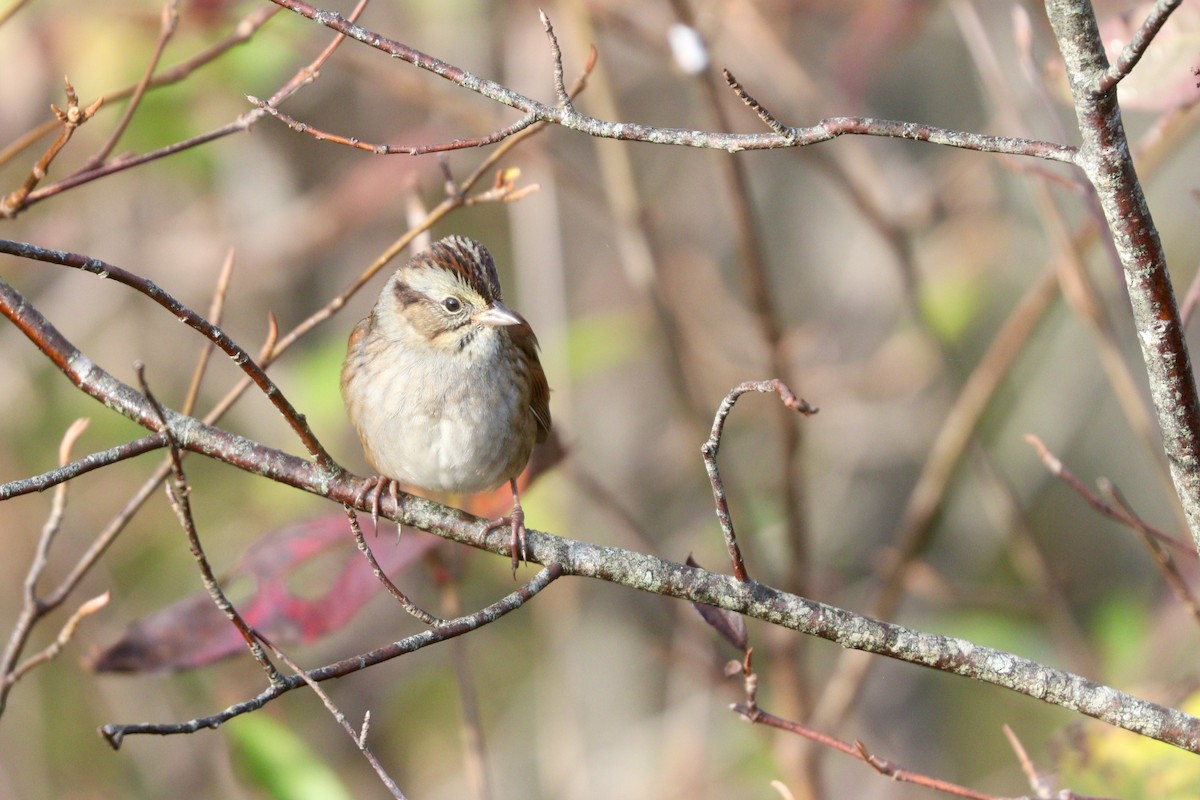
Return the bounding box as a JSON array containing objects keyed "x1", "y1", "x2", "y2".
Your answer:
[{"x1": 442, "y1": 296, "x2": 462, "y2": 313}]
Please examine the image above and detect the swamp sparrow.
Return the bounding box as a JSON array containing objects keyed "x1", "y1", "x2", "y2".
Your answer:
[{"x1": 340, "y1": 235, "x2": 551, "y2": 571}]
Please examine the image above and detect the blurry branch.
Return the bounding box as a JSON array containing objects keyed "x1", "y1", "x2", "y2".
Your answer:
[
  {"x1": 0, "y1": 418, "x2": 108, "y2": 716},
  {"x1": 431, "y1": 556, "x2": 494, "y2": 800},
  {"x1": 1025, "y1": 435, "x2": 1200, "y2": 626},
  {"x1": 265, "y1": 0, "x2": 1079, "y2": 162},
  {"x1": 84, "y1": 0, "x2": 181, "y2": 169},
  {"x1": 0, "y1": 6, "x2": 280, "y2": 172},
  {"x1": 7, "y1": 0, "x2": 367, "y2": 216},
  {"x1": 701, "y1": 380, "x2": 818, "y2": 582},
  {"x1": 728, "y1": 653, "x2": 1014, "y2": 800},
  {"x1": 0, "y1": 79, "x2": 103, "y2": 218},
  {"x1": 102, "y1": 564, "x2": 565, "y2": 748},
  {"x1": 0, "y1": 0, "x2": 33, "y2": 27},
  {"x1": 1097, "y1": 0, "x2": 1183, "y2": 92},
  {"x1": 4, "y1": 282, "x2": 1199, "y2": 754}
]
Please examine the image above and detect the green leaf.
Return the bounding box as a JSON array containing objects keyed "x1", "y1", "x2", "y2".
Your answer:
[{"x1": 227, "y1": 714, "x2": 354, "y2": 800}]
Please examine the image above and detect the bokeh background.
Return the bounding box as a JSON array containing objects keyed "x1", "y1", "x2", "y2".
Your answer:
[{"x1": 2, "y1": 0, "x2": 1200, "y2": 797}]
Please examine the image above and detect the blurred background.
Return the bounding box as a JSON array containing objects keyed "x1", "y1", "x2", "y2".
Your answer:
[{"x1": 2, "y1": 0, "x2": 1200, "y2": 797}]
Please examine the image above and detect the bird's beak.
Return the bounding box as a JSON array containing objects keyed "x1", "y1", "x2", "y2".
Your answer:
[{"x1": 472, "y1": 301, "x2": 523, "y2": 327}]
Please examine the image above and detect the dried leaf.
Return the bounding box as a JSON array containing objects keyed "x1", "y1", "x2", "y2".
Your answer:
[{"x1": 91, "y1": 515, "x2": 436, "y2": 672}]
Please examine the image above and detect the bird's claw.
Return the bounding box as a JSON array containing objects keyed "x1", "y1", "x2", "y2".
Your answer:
[
  {"x1": 482, "y1": 502, "x2": 526, "y2": 578},
  {"x1": 354, "y1": 476, "x2": 401, "y2": 538}
]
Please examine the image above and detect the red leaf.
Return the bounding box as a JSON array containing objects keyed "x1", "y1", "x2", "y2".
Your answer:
[{"x1": 91, "y1": 515, "x2": 436, "y2": 673}]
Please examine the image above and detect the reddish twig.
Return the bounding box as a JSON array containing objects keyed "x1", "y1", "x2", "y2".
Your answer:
[
  {"x1": 1026, "y1": 435, "x2": 1200, "y2": 627},
  {"x1": 0, "y1": 79, "x2": 103, "y2": 218},
  {"x1": 1025, "y1": 435, "x2": 1195, "y2": 557},
  {"x1": 702, "y1": 380, "x2": 818, "y2": 581},
  {"x1": 247, "y1": 94, "x2": 538, "y2": 155},
  {"x1": 729, "y1": 653, "x2": 1011, "y2": 800}
]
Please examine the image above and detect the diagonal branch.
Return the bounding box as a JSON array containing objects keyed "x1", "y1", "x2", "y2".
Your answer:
[
  {"x1": 0, "y1": 240, "x2": 334, "y2": 468},
  {"x1": 1098, "y1": 0, "x2": 1185, "y2": 92}
]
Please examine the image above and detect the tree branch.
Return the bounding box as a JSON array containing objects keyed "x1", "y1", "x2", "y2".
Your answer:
[
  {"x1": 1046, "y1": 0, "x2": 1200, "y2": 557},
  {"x1": 4, "y1": 277, "x2": 1198, "y2": 753},
  {"x1": 265, "y1": 0, "x2": 1079, "y2": 162}
]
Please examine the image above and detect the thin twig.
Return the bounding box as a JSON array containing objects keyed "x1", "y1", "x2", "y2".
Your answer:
[
  {"x1": 0, "y1": 418, "x2": 92, "y2": 715},
  {"x1": 135, "y1": 363, "x2": 283, "y2": 685},
  {"x1": 258, "y1": 632, "x2": 406, "y2": 798},
  {"x1": 0, "y1": 434, "x2": 167, "y2": 500},
  {"x1": 730, "y1": 653, "x2": 1013, "y2": 800},
  {"x1": 0, "y1": 241, "x2": 334, "y2": 468},
  {"x1": 5, "y1": 592, "x2": 109, "y2": 687},
  {"x1": 0, "y1": 79, "x2": 103, "y2": 218},
  {"x1": 702, "y1": 380, "x2": 817, "y2": 582},
  {"x1": 722, "y1": 69, "x2": 790, "y2": 138},
  {"x1": 540, "y1": 9, "x2": 575, "y2": 114},
  {"x1": 16, "y1": 1, "x2": 364, "y2": 211},
  {"x1": 1098, "y1": 0, "x2": 1184, "y2": 92},
  {"x1": 0, "y1": 6, "x2": 280, "y2": 171},
  {"x1": 101, "y1": 564, "x2": 564, "y2": 748},
  {"x1": 264, "y1": 0, "x2": 1078, "y2": 162},
  {"x1": 247, "y1": 95, "x2": 538, "y2": 155},
  {"x1": 1099, "y1": 480, "x2": 1200, "y2": 626},
  {"x1": 85, "y1": 0, "x2": 181, "y2": 168},
  {"x1": 183, "y1": 249, "x2": 237, "y2": 415},
  {"x1": 344, "y1": 505, "x2": 444, "y2": 625},
  {"x1": 1024, "y1": 434, "x2": 1195, "y2": 557},
  {"x1": 1002, "y1": 725, "x2": 1054, "y2": 799}
]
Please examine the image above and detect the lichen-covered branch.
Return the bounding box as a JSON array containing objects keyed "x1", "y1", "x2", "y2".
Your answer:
[
  {"x1": 5, "y1": 275, "x2": 1198, "y2": 754},
  {"x1": 1046, "y1": 0, "x2": 1200, "y2": 556}
]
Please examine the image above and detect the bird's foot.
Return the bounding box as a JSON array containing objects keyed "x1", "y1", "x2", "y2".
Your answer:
[{"x1": 354, "y1": 476, "x2": 401, "y2": 539}]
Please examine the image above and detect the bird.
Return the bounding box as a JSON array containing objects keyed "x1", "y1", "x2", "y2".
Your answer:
[{"x1": 340, "y1": 235, "x2": 551, "y2": 573}]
